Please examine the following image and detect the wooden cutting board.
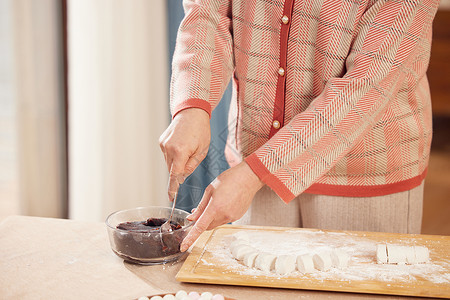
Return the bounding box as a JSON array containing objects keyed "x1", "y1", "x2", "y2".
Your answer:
[{"x1": 176, "y1": 225, "x2": 450, "y2": 298}]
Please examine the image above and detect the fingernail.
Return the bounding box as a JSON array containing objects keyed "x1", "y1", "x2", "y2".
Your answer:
[
  {"x1": 180, "y1": 243, "x2": 188, "y2": 252},
  {"x1": 186, "y1": 214, "x2": 194, "y2": 221}
]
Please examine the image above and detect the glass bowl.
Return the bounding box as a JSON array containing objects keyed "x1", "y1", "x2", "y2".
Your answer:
[{"x1": 105, "y1": 206, "x2": 193, "y2": 265}]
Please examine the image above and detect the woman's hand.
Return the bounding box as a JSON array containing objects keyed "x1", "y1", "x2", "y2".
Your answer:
[
  {"x1": 180, "y1": 161, "x2": 264, "y2": 252},
  {"x1": 159, "y1": 108, "x2": 211, "y2": 200}
]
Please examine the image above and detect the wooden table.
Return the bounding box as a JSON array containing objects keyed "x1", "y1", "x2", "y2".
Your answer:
[{"x1": 0, "y1": 216, "x2": 436, "y2": 299}]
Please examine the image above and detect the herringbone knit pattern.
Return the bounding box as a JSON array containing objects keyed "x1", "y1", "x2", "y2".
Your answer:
[{"x1": 170, "y1": 0, "x2": 439, "y2": 203}]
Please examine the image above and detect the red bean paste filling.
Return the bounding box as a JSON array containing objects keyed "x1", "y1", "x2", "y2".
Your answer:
[{"x1": 116, "y1": 217, "x2": 182, "y2": 232}]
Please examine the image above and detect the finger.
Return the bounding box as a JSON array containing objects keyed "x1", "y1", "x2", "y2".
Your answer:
[
  {"x1": 191, "y1": 208, "x2": 196, "y2": 213},
  {"x1": 180, "y1": 205, "x2": 215, "y2": 252},
  {"x1": 183, "y1": 153, "x2": 205, "y2": 177},
  {"x1": 187, "y1": 186, "x2": 213, "y2": 221},
  {"x1": 168, "y1": 158, "x2": 188, "y2": 201}
]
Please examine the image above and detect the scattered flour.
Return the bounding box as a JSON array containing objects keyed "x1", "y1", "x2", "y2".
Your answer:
[{"x1": 207, "y1": 230, "x2": 450, "y2": 285}]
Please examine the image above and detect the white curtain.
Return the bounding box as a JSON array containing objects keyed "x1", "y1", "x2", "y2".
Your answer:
[
  {"x1": 68, "y1": 0, "x2": 169, "y2": 221},
  {"x1": 10, "y1": 0, "x2": 67, "y2": 218}
]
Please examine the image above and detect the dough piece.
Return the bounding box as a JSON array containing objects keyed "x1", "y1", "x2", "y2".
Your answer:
[
  {"x1": 376, "y1": 244, "x2": 388, "y2": 264},
  {"x1": 188, "y1": 292, "x2": 200, "y2": 300},
  {"x1": 229, "y1": 239, "x2": 249, "y2": 257},
  {"x1": 231, "y1": 244, "x2": 255, "y2": 260},
  {"x1": 163, "y1": 295, "x2": 176, "y2": 300},
  {"x1": 255, "y1": 252, "x2": 277, "y2": 272},
  {"x1": 175, "y1": 290, "x2": 188, "y2": 299},
  {"x1": 243, "y1": 250, "x2": 259, "y2": 268},
  {"x1": 297, "y1": 254, "x2": 315, "y2": 273},
  {"x1": 386, "y1": 245, "x2": 407, "y2": 264},
  {"x1": 200, "y1": 292, "x2": 213, "y2": 300},
  {"x1": 414, "y1": 246, "x2": 430, "y2": 263},
  {"x1": 230, "y1": 238, "x2": 249, "y2": 249},
  {"x1": 275, "y1": 254, "x2": 296, "y2": 275},
  {"x1": 150, "y1": 296, "x2": 163, "y2": 300},
  {"x1": 405, "y1": 246, "x2": 417, "y2": 264},
  {"x1": 231, "y1": 231, "x2": 250, "y2": 242},
  {"x1": 313, "y1": 252, "x2": 332, "y2": 271},
  {"x1": 331, "y1": 249, "x2": 350, "y2": 268}
]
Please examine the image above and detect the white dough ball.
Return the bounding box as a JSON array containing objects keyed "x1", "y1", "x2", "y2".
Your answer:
[
  {"x1": 163, "y1": 295, "x2": 176, "y2": 300},
  {"x1": 376, "y1": 244, "x2": 388, "y2": 264},
  {"x1": 188, "y1": 291, "x2": 200, "y2": 300},
  {"x1": 331, "y1": 249, "x2": 350, "y2": 269},
  {"x1": 200, "y1": 292, "x2": 213, "y2": 300},
  {"x1": 297, "y1": 254, "x2": 315, "y2": 273},
  {"x1": 176, "y1": 290, "x2": 188, "y2": 299},
  {"x1": 211, "y1": 294, "x2": 225, "y2": 300},
  {"x1": 275, "y1": 254, "x2": 296, "y2": 275},
  {"x1": 313, "y1": 252, "x2": 332, "y2": 271},
  {"x1": 150, "y1": 296, "x2": 163, "y2": 300},
  {"x1": 243, "y1": 250, "x2": 259, "y2": 268},
  {"x1": 255, "y1": 252, "x2": 277, "y2": 272}
]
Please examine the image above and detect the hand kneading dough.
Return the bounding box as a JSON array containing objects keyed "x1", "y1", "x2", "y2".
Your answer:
[
  {"x1": 243, "y1": 250, "x2": 259, "y2": 268},
  {"x1": 297, "y1": 254, "x2": 315, "y2": 273},
  {"x1": 313, "y1": 252, "x2": 332, "y2": 271},
  {"x1": 331, "y1": 250, "x2": 350, "y2": 268},
  {"x1": 255, "y1": 252, "x2": 277, "y2": 272},
  {"x1": 387, "y1": 244, "x2": 407, "y2": 264},
  {"x1": 232, "y1": 244, "x2": 255, "y2": 260},
  {"x1": 275, "y1": 255, "x2": 296, "y2": 275},
  {"x1": 414, "y1": 246, "x2": 430, "y2": 263},
  {"x1": 376, "y1": 244, "x2": 388, "y2": 264}
]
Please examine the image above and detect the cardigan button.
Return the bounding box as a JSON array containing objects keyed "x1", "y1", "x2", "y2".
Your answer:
[
  {"x1": 272, "y1": 120, "x2": 281, "y2": 129},
  {"x1": 278, "y1": 67, "x2": 285, "y2": 76},
  {"x1": 281, "y1": 15, "x2": 289, "y2": 24}
]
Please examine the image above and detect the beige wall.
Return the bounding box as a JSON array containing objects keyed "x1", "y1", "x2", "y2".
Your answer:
[{"x1": 68, "y1": 0, "x2": 169, "y2": 221}]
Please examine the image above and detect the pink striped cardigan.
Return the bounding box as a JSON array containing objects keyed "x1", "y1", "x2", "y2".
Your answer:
[{"x1": 170, "y1": 0, "x2": 439, "y2": 203}]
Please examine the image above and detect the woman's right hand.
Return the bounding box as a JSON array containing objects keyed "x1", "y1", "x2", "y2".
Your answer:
[{"x1": 159, "y1": 108, "x2": 211, "y2": 201}]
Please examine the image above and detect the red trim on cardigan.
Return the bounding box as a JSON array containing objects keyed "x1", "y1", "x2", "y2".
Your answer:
[
  {"x1": 245, "y1": 153, "x2": 296, "y2": 203},
  {"x1": 305, "y1": 169, "x2": 428, "y2": 197},
  {"x1": 172, "y1": 98, "x2": 212, "y2": 119},
  {"x1": 246, "y1": 152, "x2": 428, "y2": 202},
  {"x1": 269, "y1": 0, "x2": 296, "y2": 138}
]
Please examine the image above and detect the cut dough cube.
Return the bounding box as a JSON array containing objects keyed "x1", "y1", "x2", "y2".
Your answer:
[
  {"x1": 387, "y1": 245, "x2": 407, "y2": 264},
  {"x1": 376, "y1": 244, "x2": 388, "y2": 264},
  {"x1": 405, "y1": 246, "x2": 417, "y2": 264},
  {"x1": 275, "y1": 255, "x2": 296, "y2": 275},
  {"x1": 331, "y1": 249, "x2": 350, "y2": 269},
  {"x1": 313, "y1": 252, "x2": 332, "y2": 271},
  {"x1": 297, "y1": 254, "x2": 315, "y2": 273},
  {"x1": 414, "y1": 246, "x2": 430, "y2": 263},
  {"x1": 255, "y1": 252, "x2": 277, "y2": 272},
  {"x1": 230, "y1": 231, "x2": 250, "y2": 242},
  {"x1": 231, "y1": 244, "x2": 255, "y2": 260},
  {"x1": 243, "y1": 250, "x2": 259, "y2": 268}
]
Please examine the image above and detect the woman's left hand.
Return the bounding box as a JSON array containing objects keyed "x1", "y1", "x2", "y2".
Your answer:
[{"x1": 180, "y1": 161, "x2": 264, "y2": 252}]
